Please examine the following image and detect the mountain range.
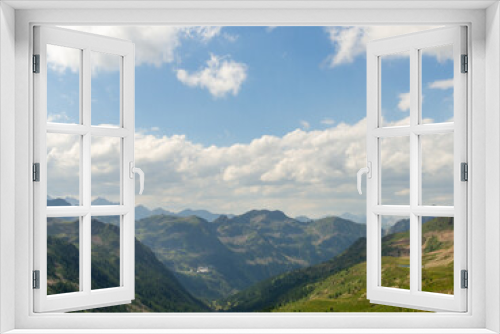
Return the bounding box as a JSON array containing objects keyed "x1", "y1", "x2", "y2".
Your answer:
[
  {"x1": 45, "y1": 197, "x2": 368, "y2": 302},
  {"x1": 45, "y1": 197, "x2": 453, "y2": 313},
  {"x1": 45, "y1": 196, "x2": 451, "y2": 312},
  {"x1": 135, "y1": 211, "x2": 366, "y2": 302},
  {"x1": 47, "y1": 197, "x2": 232, "y2": 222}
]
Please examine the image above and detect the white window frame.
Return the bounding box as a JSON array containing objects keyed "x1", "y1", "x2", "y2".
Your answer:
[
  {"x1": 365, "y1": 26, "x2": 467, "y2": 312},
  {"x1": 1, "y1": 2, "x2": 498, "y2": 333},
  {"x1": 33, "y1": 26, "x2": 136, "y2": 313}
]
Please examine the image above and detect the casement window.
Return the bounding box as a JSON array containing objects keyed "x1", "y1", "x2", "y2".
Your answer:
[
  {"x1": 360, "y1": 26, "x2": 468, "y2": 312},
  {"x1": 33, "y1": 26, "x2": 143, "y2": 312},
  {"x1": 3, "y1": 2, "x2": 499, "y2": 333},
  {"x1": 32, "y1": 24, "x2": 467, "y2": 315}
]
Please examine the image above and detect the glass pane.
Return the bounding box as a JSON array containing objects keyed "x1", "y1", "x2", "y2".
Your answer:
[
  {"x1": 92, "y1": 216, "x2": 121, "y2": 290},
  {"x1": 380, "y1": 51, "x2": 410, "y2": 127},
  {"x1": 91, "y1": 136, "x2": 121, "y2": 205},
  {"x1": 47, "y1": 44, "x2": 81, "y2": 124},
  {"x1": 421, "y1": 44, "x2": 454, "y2": 123},
  {"x1": 421, "y1": 133, "x2": 454, "y2": 206},
  {"x1": 91, "y1": 52, "x2": 121, "y2": 127},
  {"x1": 47, "y1": 133, "x2": 80, "y2": 206},
  {"x1": 47, "y1": 216, "x2": 80, "y2": 295},
  {"x1": 421, "y1": 216, "x2": 454, "y2": 294},
  {"x1": 381, "y1": 215, "x2": 410, "y2": 290},
  {"x1": 380, "y1": 136, "x2": 410, "y2": 205}
]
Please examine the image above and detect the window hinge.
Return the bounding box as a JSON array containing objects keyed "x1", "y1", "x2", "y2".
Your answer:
[
  {"x1": 461, "y1": 54, "x2": 468, "y2": 73},
  {"x1": 461, "y1": 162, "x2": 468, "y2": 181},
  {"x1": 461, "y1": 270, "x2": 468, "y2": 289},
  {"x1": 33, "y1": 163, "x2": 40, "y2": 182},
  {"x1": 33, "y1": 270, "x2": 40, "y2": 289},
  {"x1": 33, "y1": 54, "x2": 40, "y2": 73}
]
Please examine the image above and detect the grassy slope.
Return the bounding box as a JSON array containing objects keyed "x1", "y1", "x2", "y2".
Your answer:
[
  {"x1": 222, "y1": 217, "x2": 454, "y2": 312},
  {"x1": 218, "y1": 237, "x2": 368, "y2": 312},
  {"x1": 273, "y1": 262, "x2": 418, "y2": 312}
]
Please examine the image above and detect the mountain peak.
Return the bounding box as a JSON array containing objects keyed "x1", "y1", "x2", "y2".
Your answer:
[
  {"x1": 47, "y1": 198, "x2": 72, "y2": 207},
  {"x1": 91, "y1": 197, "x2": 119, "y2": 206},
  {"x1": 242, "y1": 209, "x2": 291, "y2": 221},
  {"x1": 177, "y1": 209, "x2": 221, "y2": 222}
]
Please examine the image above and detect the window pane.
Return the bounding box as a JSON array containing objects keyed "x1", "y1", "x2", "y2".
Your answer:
[
  {"x1": 381, "y1": 215, "x2": 410, "y2": 290},
  {"x1": 91, "y1": 136, "x2": 121, "y2": 205},
  {"x1": 380, "y1": 51, "x2": 410, "y2": 127},
  {"x1": 92, "y1": 216, "x2": 121, "y2": 290},
  {"x1": 421, "y1": 133, "x2": 454, "y2": 206},
  {"x1": 421, "y1": 45, "x2": 454, "y2": 124},
  {"x1": 47, "y1": 133, "x2": 80, "y2": 206},
  {"x1": 47, "y1": 44, "x2": 81, "y2": 124},
  {"x1": 421, "y1": 216, "x2": 454, "y2": 294},
  {"x1": 91, "y1": 52, "x2": 121, "y2": 127},
  {"x1": 47, "y1": 217, "x2": 80, "y2": 295},
  {"x1": 380, "y1": 136, "x2": 410, "y2": 205}
]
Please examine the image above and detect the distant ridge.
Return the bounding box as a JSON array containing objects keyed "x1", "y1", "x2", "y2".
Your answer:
[{"x1": 47, "y1": 196, "x2": 232, "y2": 221}]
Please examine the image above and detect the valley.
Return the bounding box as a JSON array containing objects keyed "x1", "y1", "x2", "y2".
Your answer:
[{"x1": 46, "y1": 197, "x2": 454, "y2": 313}]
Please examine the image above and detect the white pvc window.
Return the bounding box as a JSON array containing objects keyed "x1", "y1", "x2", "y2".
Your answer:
[
  {"x1": 33, "y1": 26, "x2": 140, "y2": 312},
  {"x1": 363, "y1": 26, "x2": 467, "y2": 312}
]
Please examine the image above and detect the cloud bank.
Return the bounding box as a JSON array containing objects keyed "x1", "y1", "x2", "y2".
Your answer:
[{"x1": 47, "y1": 117, "x2": 453, "y2": 218}]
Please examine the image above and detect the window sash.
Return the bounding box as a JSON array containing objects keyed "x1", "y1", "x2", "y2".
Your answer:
[
  {"x1": 366, "y1": 26, "x2": 468, "y2": 312},
  {"x1": 33, "y1": 26, "x2": 136, "y2": 313}
]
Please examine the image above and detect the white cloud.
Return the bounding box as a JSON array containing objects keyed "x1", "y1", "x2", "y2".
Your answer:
[
  {"x1": 223, "y1": 33, "x2": 239, "y2": 42},
  {"x1": 183, "y1": 26, "x2": 222, "y2": 42},
  {"x1": 300, "y1": 120, "x2": 311, "y2": 130},
  {"x1": 48, "y1": 26, "x2": 224, "y2": 73},
  {"x1": 176, "y1": 54, "x2": 248, "y2": 98},
  {"x1": 321, "y1": 118, "x2": 335, "y2": 126},
  {"x1": 47, "y1": 112, "x2": 70, "y2": 123},
  {"x1": 266, "y1": 26, "x2": 277, "y2": 33},
  {"x1": 151, "y1": 127, "x2": 160, "y2": 132},
  {"x1": 428, "y1": 78, "x2": 454, "y2": 90},
  {"x1": 397, "y1": 92, "x2": 411, "y2": 112},
  {"x1": 46, "y1": 116, "x2": 453, "y2": 218},
  {"x1": 324, "y1": 26, "x2": 444, "y2": 68}
]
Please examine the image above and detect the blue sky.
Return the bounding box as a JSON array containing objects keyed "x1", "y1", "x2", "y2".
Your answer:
[
  {"x1": 49, "y1": 26, "x2": 453, "y2": 146},
  {"x1": 145, "y1": 26, "x2": 368, "y2": 146},
  {"x1": 46, "y1": 26, "x2": 455, "y2": 218}
]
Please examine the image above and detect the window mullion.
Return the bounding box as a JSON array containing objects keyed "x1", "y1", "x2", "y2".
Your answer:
[
  {"x1": 409, "y1": 46, "x2": 420, "y2": 295},
  {"x1": 82, "y1": 47, "x2": 92, "y2": 294}
]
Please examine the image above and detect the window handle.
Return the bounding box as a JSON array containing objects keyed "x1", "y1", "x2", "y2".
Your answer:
[
  {"x1": 129, "y1": 162, "x2": 145, "y2": 195},
  {"x1": 357, "y1": 162, "x2": 372, "y2": 195}
]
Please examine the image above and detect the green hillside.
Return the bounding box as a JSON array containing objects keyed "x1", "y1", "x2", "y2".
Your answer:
[
  {"x1": 218, "y1": 237, "x2": 369, "y2": 312},
  {"x1": 272, "y1": 262, "x2": 418, "y2": 312},
  {"x1": 47, "y1": 218, "x2": 209, "y2": 312},
  {"x1": 220, "y1": 217, "x2": 454, "y2": 312}
]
